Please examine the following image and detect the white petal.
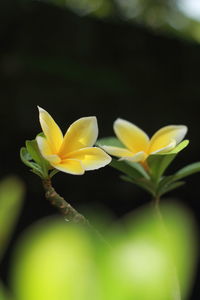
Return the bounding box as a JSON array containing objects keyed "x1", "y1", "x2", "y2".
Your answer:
[
  {"x1": 101, "y1": 145, "x2": 135, "y2": 158},
  {"x1": 150, "y1": 140, "x2": 176, "y2": 155},
  {"x1": 149, "y1": 125, "x2": 187, "y2": 154},
  {"x1": 119, "y1": 151, "x2": 147, "y2": 162}
]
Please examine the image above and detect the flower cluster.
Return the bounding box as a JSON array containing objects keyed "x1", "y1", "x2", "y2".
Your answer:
[{"x1": 21, "y1": 107, "x2": 200, "y2": 198}]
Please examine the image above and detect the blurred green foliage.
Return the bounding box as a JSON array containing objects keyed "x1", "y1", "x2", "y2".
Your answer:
[
  {"x1": 39, "y1": 0, "x2": 200, "y2": 42},
  {"x1": 0, "y1": 281, "x2": 9, "y2": 300},
  {"x1": 0, "y1": 178, "x2": 197, "y2": 299},
  {"x1": 0, "y1": 177, "x2": 24, "y2": 300},
  {"x1": 0, "y1": 177, "x2": 24, "y2": 262},
  {"x1": 10, "y1": 203, "x2": 196, "y2": 300}
]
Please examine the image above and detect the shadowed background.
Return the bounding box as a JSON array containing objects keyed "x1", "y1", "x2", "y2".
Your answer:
[{"x1": 0, "y1": 0, "x2": 200, "y2": 298}]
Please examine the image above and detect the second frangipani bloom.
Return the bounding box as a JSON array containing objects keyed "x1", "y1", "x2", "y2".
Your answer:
[
  {"x1": 102, "y1": 119, "x2": 187, "y2": 163},
  {"x1": 36, "y1": 107, "x2": 111, "y2": 175}
]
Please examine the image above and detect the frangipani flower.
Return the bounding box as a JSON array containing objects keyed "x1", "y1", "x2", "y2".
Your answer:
[
  {"x1": 36, "y1": 107, "x2": 111, "y2": 175},
  {"x1": 102, "y1": 119, "x2": 187, "y2": 163}
]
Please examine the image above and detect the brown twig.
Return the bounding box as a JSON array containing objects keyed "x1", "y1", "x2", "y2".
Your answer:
[
  {"x1": 42, "y1": 178, "x2": 110, "y2": 247},
  {"x1": 42, "y1": 178, "x2": 89, "y2": 225}
]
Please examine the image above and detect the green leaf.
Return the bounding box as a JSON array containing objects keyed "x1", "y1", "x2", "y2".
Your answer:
[
  {"x1": 96, "y1": 136, "x2": 124, "y2": 148},
  {"x1": 168, "y1": 140, "x2": 189, "y2": 154},
  {"x1": 20, "y1": 147, "x2": 43, "y2": 177},
  {"x1": 20, "y1": 147, "x2": 34, "y2": 169},
  {"x1": 26, "y1": 140, "x2": 50, "y2": 171},
  {"x1": 120, "y1": 175, "x2": 155, "y2": 196},
  {"x1": 147, "y1": 140, "x2": 189, "y2": 182},
  {"x1": 158, "y1": 180, "x2": 185, "y2": 197},
  {"x1": 49, "y1": 169, "x2": 60, "y2": 178},
  {"x1": 156, "y1": 158, "x2": 198, "y2": 197},
  {"x1": 125, "y1": 161, "x2": 150, "y2": 179},
  {"x1": 157, "y1": 175, "x2": 175, "y2": 194},
  {"x1": 31, "y1": 169, "x2": 44, "y2": 178},
  {"x1": 26, "y1": 140, "x2": 43, "y2": 166},
  {"x1": 173, "y1": 162, "x2": 200, "y2": 181},
  {"x1": 0, "y1": 177, "x2": 24, "y2": 261},
  {"x1": 120, "y1": 175, "x2": 133, "y2": 184},
  {"x1": 110, "y1": 158, "x2": 147, "y2": 181},
  {"x1": 21, "y1": 138, "x2": 53, "y2": 179}
]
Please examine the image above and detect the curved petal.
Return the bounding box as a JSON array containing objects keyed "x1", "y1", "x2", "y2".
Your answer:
[
  {"x1": 114, "y1": 118, "x2": 149, "y2": 153},
  {"x1": 150, "y1": 140, "x2": 176, "y2": 154},
  {"x1": 52, "y1": 159, "x2": 85, "y2": 175},
  {"x1": 36, "y1": 136, "x2": 61, "y2": 164},
  {"x1": 119, "y1": 151, "x2": 147, "y2": 162},
  {"x1": 59, "y1": 117, "x2": 98, "y2": 157},
  {"x1": 149, "y1": 125, "x2": 187, "y2": 154},
  {"x1": 66, "y1": 147, "x2": 111, "y2": 170},
  {"x1": 38, "y1": 107, "x2": 63, "y2": 153},
  {"x1": 101, "y1": 145, "x2": 135, "y2": 158}
]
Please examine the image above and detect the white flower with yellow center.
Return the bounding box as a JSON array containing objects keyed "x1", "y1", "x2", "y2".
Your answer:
[
  {"x1": 102, "y1": 119, "x2": 187, "y2": 163},
  {"x1": 36, "y1": 107, "x2": 111, "y2": 175}
]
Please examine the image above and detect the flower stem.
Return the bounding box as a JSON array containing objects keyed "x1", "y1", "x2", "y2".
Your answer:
[
  {"x1": 154, "y1": 196, "x2": 163, "y2": 222},
  {"x1": 153, "y1": 196, "x2": 181, "y2": 300},
  {"x1": 42, "y1": 178, "x2": 89, "y2": 225}
]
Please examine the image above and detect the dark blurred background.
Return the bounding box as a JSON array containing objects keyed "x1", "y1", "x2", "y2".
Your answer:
[{"x1": 1, "y1": 0, "x2": 200, "y2": 298}]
